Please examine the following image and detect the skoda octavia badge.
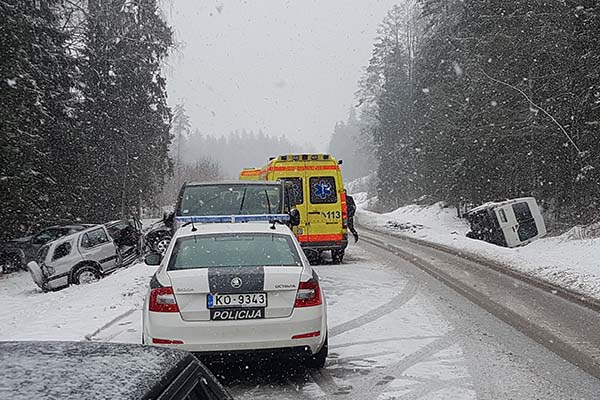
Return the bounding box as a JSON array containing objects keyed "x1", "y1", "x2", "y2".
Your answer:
[{"x1": 231, "y1": 277, "x2": 243, "y2": 289}]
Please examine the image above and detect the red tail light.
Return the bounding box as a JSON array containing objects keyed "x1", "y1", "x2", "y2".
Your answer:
[
  {"x1": 292, "y1": 331, "x2": 321, "y2": 339},
  {"x1": 295, "y1": 279, "x2": 322, "y2": 308},
  {"x1": 152, "y1": 338, "x2": 184, "y2": 345},
  {"x1": 149, "y1": 287, "x2": 179, "y2": 312},
  {"x1": 340, "y1": 191, "x2": 348, "y2": 228}
]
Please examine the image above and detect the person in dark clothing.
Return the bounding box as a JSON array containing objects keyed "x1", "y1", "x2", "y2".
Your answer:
[{"x1": 345, "y1": 190, "x2": 359, "y2": 242}]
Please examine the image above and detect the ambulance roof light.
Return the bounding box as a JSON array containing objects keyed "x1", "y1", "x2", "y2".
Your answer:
[
  {"x1": 292, "y1": 155, "x2": 300, "y2": 161},
  {"x1": 269, "y1": 156, "x2": 275, "y2": 161},
  {"x1": 311, "y1": 155, "x2": 319, "y2": 160},
  {"x1": 302, "y1": 154, "x2": 309, "y2": 160},
  {"x1": 323, "y1": 154, "x2": 330, "y2": 160},
  {"x1": 281, "y1": 155, "x2": 288, "y2": 160}
]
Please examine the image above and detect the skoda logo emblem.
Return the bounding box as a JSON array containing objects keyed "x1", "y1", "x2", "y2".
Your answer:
[{"x1": 231, "y1": 277, "x2": 243, "y2": 289}]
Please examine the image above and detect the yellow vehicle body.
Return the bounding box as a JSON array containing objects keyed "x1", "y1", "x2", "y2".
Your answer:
[
  {"x1": 259, "y1": 154, "x2": 348, "y2": 262},
  {"x1": 239, "y1": 168, "x2": 262, "y2": 181}
]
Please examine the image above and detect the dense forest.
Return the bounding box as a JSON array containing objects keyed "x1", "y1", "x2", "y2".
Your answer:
[
  {"x1": 0, "y1": 0, "x2": 173, "y2": 238},
  {"x1": 356, "y1": 0, "x2": 600, "y2": 226},
  {"x1": 172, "y1": 108, "x2": 313, "y2": 179},
  {"x1": 327, "y1": 108, "x2": 377, "y2": 182}
]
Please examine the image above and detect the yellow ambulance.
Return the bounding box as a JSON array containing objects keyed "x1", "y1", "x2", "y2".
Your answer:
[
  {"x1": 258, "y1": 154, "x2": 348, "y2": 263},
  {"x1": 239, "y1": 167, "x2": 262, "y2": 181}
]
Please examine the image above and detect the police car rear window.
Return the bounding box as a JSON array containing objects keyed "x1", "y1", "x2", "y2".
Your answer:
[{"x1": 167, "y1": 233, "x2": 302, "y2": 270}]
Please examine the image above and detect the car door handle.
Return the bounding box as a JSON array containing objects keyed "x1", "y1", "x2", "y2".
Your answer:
[{"x1": 308, "y1": 211, "x2": 321, "y2": 215}]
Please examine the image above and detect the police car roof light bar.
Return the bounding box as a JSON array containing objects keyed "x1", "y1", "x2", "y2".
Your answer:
[{"x1": 176, "y1": 214, "x2": 291, "y2": 225}]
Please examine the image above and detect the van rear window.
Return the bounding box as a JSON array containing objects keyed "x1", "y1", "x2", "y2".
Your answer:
[
  {"x1": 512, "y1": 202, "x2": 533, "y2": 222},
  {"x1": 309, "y1": 176, "x2": 337, "y2": 204},
  {"x1": 282, "y1": 178, "x2": 303, "y2": 204}
]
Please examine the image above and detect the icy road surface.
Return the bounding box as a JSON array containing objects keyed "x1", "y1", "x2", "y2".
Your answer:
[{"x1": 1, "y1": 244, "x2": 599, "y2": 399}]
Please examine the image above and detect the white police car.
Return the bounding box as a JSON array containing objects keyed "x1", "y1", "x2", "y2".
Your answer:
[{"x1": 142, "y1": 222, "x2": 328, "y2": 368}]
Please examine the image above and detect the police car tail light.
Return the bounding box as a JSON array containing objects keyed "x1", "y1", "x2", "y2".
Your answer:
[
  {"x1": 295, "y1": 279, "x2": 322, "y2": 308},
  {"x1": 149, "y1": 287, "x2": 179, "y2": 312}
]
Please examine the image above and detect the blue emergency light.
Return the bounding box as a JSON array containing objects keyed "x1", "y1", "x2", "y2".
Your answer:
[{"x1": 175, "y1": 214, "x2": 291, "y2": 224}]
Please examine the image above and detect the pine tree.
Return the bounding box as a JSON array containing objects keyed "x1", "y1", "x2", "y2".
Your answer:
[
  {"x1": 0, "y1": 0, "x2": 77, "y2": 238},
  {"x1": 171, "y1": 103, "x2": 192, "y2": 189},
  {"x1": 77, "y1": 0, "x2": 174, "y2": 221},
  {"x1": 358, "y1": 3, "x2": 423, "y2": 208}
]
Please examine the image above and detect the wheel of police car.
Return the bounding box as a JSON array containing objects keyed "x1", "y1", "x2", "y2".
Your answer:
[
  {"x1": 305, "y1": 335, "x2": 328, "y2": 369},
  {"x1": 72, "y1": 265, "x2": 101, "y2": 285}
]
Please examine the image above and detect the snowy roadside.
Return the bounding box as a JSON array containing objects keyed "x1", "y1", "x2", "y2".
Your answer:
[
  {"x1": 0, "y1": 263, "x2": 156, "y2": 341},
  {"x1": 355, "y1": 199, "x2": 600, "y2": 302}
]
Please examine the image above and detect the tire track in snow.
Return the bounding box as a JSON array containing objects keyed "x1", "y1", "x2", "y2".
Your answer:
[
  {"x1": 84, "y1": 308, "x2": 137, "y2": 341},
  {"x1": 329, "y1": 281, "x2": 419, "y2": 338}
]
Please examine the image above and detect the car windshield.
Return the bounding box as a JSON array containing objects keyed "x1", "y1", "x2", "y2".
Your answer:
[
  {"x1": 167, "y1": 233, "x2": 301, "y2": 270},
  {"x1": 178, "y1": 185, "x2": 282, "y2": 216}
]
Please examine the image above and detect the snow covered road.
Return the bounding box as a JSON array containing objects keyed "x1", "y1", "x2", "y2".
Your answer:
[{"x1": 1, "y1": 242, "x2": 599, "y2": 399}]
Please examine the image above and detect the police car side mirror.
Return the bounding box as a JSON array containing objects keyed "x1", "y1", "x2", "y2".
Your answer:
[
  {"x1": 289, "y1": 208, "x2": 301, "y2": 227},
  {"x1": 145, "y1": 253, "x2": 162, "y2": 266}
]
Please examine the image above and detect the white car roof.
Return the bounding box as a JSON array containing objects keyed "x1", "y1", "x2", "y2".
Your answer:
[
  {"x1": 467, "y1": 197, "x2": 537, "y2": 214},
  {"x1": 174, "y1": 223, "x2": 294, "y2": 239},
  {"x1": 47, "y1": 225, "x2": 106, "y2": 249}
]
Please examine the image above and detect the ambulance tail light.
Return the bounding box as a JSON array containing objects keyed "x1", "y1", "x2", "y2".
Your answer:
[{"x1": 341, "y1": 191, "x2": 348, "y2": 229}]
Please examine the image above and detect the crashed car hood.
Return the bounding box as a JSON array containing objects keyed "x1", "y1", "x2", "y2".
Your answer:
[{"x1": 144, "y1": 221, "x2": 168, "y2": 234}]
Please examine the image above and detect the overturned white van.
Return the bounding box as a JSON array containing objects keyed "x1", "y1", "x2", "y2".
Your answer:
[{"x1": 465, "y1": 197, "x2": 547, "y2": 248}]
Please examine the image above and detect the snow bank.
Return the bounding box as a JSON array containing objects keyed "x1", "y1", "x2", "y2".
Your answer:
[
  {"x1": 357, "y1": 202, "x2": 600, "y2": 301},
  {"x1": 0, "y1": 263, "x2": 155, "y2": 341}
]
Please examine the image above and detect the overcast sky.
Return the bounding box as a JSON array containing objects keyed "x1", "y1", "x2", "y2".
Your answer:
[{"x1": 162, "y1": 0, "x2": 398, "y2": 150}]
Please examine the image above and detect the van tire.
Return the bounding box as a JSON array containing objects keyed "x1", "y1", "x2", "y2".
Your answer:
[
  {"x1": 332, "y1": 249, "x2": 344, "y2": 264},
  {"x1": 72, "y1": 264, "x2": 101, "y2": 285}
]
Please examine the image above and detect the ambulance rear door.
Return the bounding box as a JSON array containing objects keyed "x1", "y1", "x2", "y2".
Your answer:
[
  {"x1": 271, "y1": 161, "x2": 309, "y2": 243},
  {"x1": 306, "y1": 172, "x2": 343, "y2": 245}
]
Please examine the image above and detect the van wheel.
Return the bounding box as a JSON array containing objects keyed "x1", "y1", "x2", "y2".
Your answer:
[
  {"x1": 332, "y1": 249, "x2": 344, "y2": 264},
  {"x1": 72, "y1": 265, "x2": 101, "y2": 285},
  {"x1": 305, "y1": 335, "x2": 328, "y2": 369}
]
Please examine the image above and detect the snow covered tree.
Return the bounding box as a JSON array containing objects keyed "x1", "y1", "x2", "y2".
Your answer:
[
  {"x1": 0, "y1": 0, "x2": 77, "y2": 238},
  {"x1": 358, "y1": 2, "x2": 423, "y2": 208},
  {"x1": 171, "y1": 103, "x2": 192, "y2": 189},
  {"x1": 77, "y1": 0, "x2": 174, "y2": 221}
]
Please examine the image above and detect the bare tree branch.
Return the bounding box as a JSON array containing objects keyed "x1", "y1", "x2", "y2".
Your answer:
[{"x1": 479, "y1": 68, "x2": 584, "y2": 155}]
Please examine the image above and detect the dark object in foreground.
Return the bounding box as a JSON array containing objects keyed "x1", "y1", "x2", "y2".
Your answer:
[
  {"x1": 465, "y1": 197, "x2": 546, "y2": 248},
  {"x1": 0, "y1": 341, "x2": 232, "y2": 400}
]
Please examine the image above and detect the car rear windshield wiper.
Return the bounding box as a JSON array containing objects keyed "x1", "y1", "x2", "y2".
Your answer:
[
  {"x1": 264, "y1": 190, "x2": 272, "y2": 213},
  {"x1": 238, "y1": 188, "x2": 248, "y2": 214}
]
